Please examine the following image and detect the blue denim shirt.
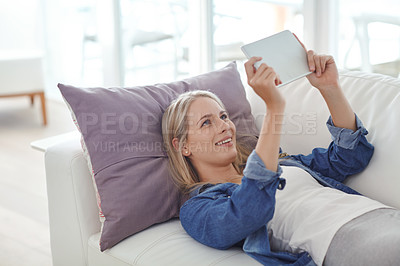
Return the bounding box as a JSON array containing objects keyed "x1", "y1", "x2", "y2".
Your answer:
[{"x1": 179, "y1": 115, "x2": 374, "y2": 266}]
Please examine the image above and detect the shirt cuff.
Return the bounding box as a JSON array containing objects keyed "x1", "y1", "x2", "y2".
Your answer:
[
  {"x1": 326, "y1": 114, "x2": 369, "y2": 150},
  {"x1": 243, "y1": 150, "x2": 286, "y2": 190}
]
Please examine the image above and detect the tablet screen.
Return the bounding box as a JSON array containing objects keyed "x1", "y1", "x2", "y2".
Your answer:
[{"x1": 241, "y1": 30, "x2": 311, "y2": 87}]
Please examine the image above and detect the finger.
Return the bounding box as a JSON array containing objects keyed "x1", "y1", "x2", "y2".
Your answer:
[
  {"x1": 258, "y1": 68, "x2": 276, "y2": 87},
  {"x1": 307, "y1": 50, "x2": 315, "y2": 72},
  {"x1": 244, "y1": 56, "x2": 262, "y2": 80},
  {"x1": 251, "y1": 64, "x2": 276, "y2": 87},
  {"x1": 265, "y1": 67, "x2": 276, "y2": 81},
  {"x1": 261, "y1": 66, "x2": 278, "y2": 84},
  {"x1": 321, "y1": 56, "x2": 327, "y2": 73},
  {"x1": 248, "y1": 63, "x2": 267, "y2": 86},
  {"x1": 253, "y1": 63, "x2": 271, "y2": 80},
  {"x1": 251, "y1": 62, "x2": 265, "y2": 78},
  {"x1": 275, "y1": 74, "x2": 282, "y2": 86},
  {"x1": 315, "y1": 55, "x2": 323, "y2": 77},
  {"x1": 322, "y1": 55, "x2": 334, "y2": 73}
]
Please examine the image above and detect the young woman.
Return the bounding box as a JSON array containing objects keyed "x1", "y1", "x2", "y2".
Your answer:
[{"x1": 161, "y1": 44, "x2": 400, "y2": 265}]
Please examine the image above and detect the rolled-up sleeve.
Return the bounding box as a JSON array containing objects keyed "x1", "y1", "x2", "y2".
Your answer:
[
  {"x1": 291, "y1": 114, "x2": 374, "y2": 182},
  {"x1": 244, "y1": 150, "x2": 286, "y2": 190},
  {"x1": 326, "y1": 114, "x2": 369, "y2": 150}
]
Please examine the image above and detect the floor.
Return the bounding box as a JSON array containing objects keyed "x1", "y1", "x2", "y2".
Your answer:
[{"x1": 0, "y1": 96, "x2": 76, "y2": 266}]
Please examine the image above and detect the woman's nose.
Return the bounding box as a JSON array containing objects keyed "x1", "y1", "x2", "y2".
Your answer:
[{"x1": 216, "y1": 118, "x2": 229, "y2": 133}]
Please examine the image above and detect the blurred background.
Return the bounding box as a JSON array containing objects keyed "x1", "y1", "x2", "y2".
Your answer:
[
  {"x1": 1, "y1": 0, "x2": 399, "y2": 98},
  {"x1": 0, "y1": 0, "x2": 399, "y2": 265}
]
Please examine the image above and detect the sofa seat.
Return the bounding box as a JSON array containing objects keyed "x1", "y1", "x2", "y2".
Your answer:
[{"x1": 87, "y1": 219, "x2": 261, "y2": 266}]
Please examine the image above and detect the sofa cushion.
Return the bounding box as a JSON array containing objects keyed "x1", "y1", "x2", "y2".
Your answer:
[
  {"x1": 58, "y1": 61, "x2": 259, "y2": 251},
  {"x1": 88, "y1": 219, "x2": 262, "y2": 266}
]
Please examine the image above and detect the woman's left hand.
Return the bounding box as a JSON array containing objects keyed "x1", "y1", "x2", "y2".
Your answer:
[
  {"x1": 294, "y1": 34, "x2": 340, "y2": 92},
  {"x1": 294, "y1": 34, "x2": 357, "y2": 131},
  {"x1": 306, "y1": 51, "x2": 339, "y2": 91}
]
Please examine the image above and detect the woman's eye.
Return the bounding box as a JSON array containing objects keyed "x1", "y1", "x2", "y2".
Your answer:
[
  {"x1": 201, "y1": 119, "x2": 211, "y2": 127},
  {"x1": 220, "y1": 114, "x2": 228, "y2": 120}
]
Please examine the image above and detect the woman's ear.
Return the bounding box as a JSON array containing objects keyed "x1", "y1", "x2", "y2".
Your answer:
[
  {"x1": 171, "y1": 138, "x2": 180, "y2": 152},
  {"x1": 172, "y1": 138, "x2": 191, "y2": 157}
]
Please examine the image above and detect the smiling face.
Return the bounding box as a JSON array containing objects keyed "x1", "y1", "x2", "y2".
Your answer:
[{"x1": 183, "y1": 97, "x2": 237, "y2": 169}]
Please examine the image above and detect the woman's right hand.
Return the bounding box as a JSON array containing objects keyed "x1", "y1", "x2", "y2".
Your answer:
[
  {"x1": 244, "y1": 57, "x2": 285, "y2": 112},
  {"x1": 245, "y1": 57, "x2": 285, "y2": 172}
]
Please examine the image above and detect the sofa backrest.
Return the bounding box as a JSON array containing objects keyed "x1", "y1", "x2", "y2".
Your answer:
[{"x1": 245, "y1": 70, "x2": 400, "y2": 209}]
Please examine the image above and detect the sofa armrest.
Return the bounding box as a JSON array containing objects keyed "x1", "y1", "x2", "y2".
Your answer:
[{"x1": 45, "y1": 134, "x2": 100, "y2": 266}]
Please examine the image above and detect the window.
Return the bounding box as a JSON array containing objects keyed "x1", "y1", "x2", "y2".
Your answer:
[
  {"x1": 43, "y1": 0, "x2": 102, "y2": 97},
  {"x1": 6, "y1": 0, "x2": 398, "y2": 99},
  {"x1": 120, "y1": 0, "x2": 190, "y2": 86},
  {"x1": 212, "y1": 0, "x2": 304, "y2": 70},
  {"x1": 337, "y1": 0, "x2": 400, "y2": 77}
]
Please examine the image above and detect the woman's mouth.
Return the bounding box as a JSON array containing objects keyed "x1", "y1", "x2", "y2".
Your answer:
[{"x1": 215, "y1": 137, "x2": 233, "y2": 146}]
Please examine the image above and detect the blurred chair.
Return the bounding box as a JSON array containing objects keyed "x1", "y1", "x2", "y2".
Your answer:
[
  {"x1": 129, "y1": 29, "x2": 174, "y2": 47},
  {"x1": 123, "y1": 29, "x2": 177, "y2": 79},
  {"x1": 345, "y1": 13, "x2": 400, "y2": 77},
  {"x1": 215, "y1": 42, "x2": 246, "y2": 62},
  {"x1": 120, "y1": 0, "x2": 189, "y2": 81},
  {"x1": 126, "y1": 28, "x2": 176, "y2": 68},
  {"x1": 0, "y1": 55, "x2": 47, "y2": 125}
]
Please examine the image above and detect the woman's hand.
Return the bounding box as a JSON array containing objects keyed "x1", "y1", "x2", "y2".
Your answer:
[
  {"x1": 294, "y1": 34, "x2": 357, "y2": 131},
  {"x1": 244, "y1": 57, "x2": 285, "y2": 112},
  {"x1": 294, "y1": 34, "x2": 340, "y2": 92},
  {"x1": 306, "y1": 51, "x2": 339, "y2": 91},
  {"x1": 244, "y1": 57, "x2": 285, "y2": 172}
]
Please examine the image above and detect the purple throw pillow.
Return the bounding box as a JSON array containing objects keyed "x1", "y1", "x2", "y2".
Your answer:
[{"x1": 58, "y1": 61, "x2": 259, "y2": 251}]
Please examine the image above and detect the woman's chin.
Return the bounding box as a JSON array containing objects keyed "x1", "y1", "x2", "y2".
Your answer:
[{"x1": 219, "y1": 150, "x2": 237, "y2": 163}]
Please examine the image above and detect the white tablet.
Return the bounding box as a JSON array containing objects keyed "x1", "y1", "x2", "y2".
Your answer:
[{"x1": 241, "y1": 30, "x2": 312, "y2": 87}]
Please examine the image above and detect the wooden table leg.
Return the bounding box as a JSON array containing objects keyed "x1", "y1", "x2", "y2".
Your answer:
[{"x1": 39, "y1": 91, "x2": 47, "y2": 126}]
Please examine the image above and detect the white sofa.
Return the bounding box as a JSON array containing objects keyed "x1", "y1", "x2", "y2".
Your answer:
[{"x1": 44, "y1": 69, "x2": 400, "y2": 266}]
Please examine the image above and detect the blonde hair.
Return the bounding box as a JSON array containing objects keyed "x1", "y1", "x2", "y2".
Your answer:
[{"x1": 162, "y1": 90, "x2": 252, "y2": 194}]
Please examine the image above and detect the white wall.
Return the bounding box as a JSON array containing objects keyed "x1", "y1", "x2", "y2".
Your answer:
[{"x1": 0, "y1": 0, "x2": 45, "y2": 51}]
